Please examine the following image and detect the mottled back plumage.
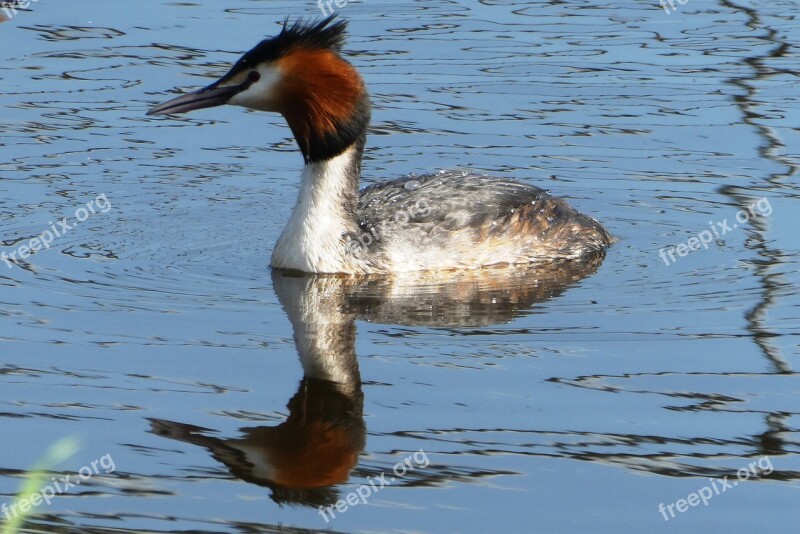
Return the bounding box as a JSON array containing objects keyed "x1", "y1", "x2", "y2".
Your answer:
[{"x1": 351, "y1": 172, "x2": 609, "y2": 272}]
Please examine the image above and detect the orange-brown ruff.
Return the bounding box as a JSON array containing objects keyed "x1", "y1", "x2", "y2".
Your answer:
[
  {"x1": 274, "y1": 49, "x2": 365, "y2": 159},
  {"x1": 148, "y1": 17, "x2": 611, "y2": 274}
]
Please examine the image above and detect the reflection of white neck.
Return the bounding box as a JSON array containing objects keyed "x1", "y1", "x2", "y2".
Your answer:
[
  {"x1": 296, "y1": 322, "x2": 358, "y2": 389},
  {"x1": 271, "y1": 146, "x2": 362, "y2": 273},
  {"x1": 276, "y1": 276, "x2": 361, "y2": 393}
]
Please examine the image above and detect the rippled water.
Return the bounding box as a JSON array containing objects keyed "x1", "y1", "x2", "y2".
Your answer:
[{"x1": 2, "y1": 0, "x2": 799, "y2": 532}]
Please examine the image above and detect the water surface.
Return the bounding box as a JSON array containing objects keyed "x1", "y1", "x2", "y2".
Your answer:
[{"x1": 1, "y1": 0, "x2": 799, "y2": 532}]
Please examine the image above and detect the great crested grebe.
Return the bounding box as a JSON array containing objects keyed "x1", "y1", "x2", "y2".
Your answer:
[{"x1": 148, "y1": 17, "x2": 610, "y2": 274}]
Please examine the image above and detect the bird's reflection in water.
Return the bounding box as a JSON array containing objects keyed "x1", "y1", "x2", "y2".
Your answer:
[
  {"x1": 149, "y1": 256, "x2": 604, "y2": 506},
  {"x1": 149, "y1": 375, "x2": 364, "y2": 506}
]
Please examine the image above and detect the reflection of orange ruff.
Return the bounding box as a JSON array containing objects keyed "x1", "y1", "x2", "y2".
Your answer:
[
  {"x1": 251, "y1": 421, "x2": 360, "y2": 488},
  {"x1": 148, "y1": 376, "x2": 365, "y2": 501}
]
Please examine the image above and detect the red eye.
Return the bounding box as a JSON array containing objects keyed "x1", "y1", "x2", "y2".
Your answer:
[{"x1": 248, "y1": 71, "x2": 261, "y2": 82}]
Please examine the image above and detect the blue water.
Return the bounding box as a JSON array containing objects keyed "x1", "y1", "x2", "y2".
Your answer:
[{"x1": 1, "y1": 0, "x2": 799, "y2": 532}]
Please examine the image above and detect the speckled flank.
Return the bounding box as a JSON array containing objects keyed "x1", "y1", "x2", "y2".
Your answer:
[{"x1": 354, "y1": 171, "x2": 610, "y2": 273}]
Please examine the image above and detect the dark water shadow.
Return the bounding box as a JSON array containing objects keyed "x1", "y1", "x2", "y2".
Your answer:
[{"x1": 714, "y1": 0, "x2": 797, "y2": 376}]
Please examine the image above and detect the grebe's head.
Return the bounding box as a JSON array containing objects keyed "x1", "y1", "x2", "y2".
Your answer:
[{"x1": 148, "y1": 16, "x2": 370, "y2": 162}]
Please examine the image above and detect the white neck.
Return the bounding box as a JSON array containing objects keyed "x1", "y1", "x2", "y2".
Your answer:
[{"x1": 271, "y1": 146, "x2": 363, "y2": 273}]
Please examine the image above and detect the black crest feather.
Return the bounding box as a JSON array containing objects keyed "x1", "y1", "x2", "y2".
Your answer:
[{"x1": 232, "y1": 16, "x2": 347, "y2": 71}]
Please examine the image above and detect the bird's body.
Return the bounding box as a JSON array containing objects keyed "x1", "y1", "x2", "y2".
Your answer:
[
  {"x1": 357, "y1": 171, "x2": 608, "y2": 272},
  {"x1": 149, "y1": 17, "x2": 610, "y2": 274}
]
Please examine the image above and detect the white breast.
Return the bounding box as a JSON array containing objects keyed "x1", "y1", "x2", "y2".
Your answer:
[{"x1": 271, "y1": 147, "x2": 367, "y2": 273}]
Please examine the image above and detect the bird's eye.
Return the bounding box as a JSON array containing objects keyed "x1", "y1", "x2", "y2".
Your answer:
[{"x1": 248, "y1": 71, "x2": 261, "y2": 83}]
